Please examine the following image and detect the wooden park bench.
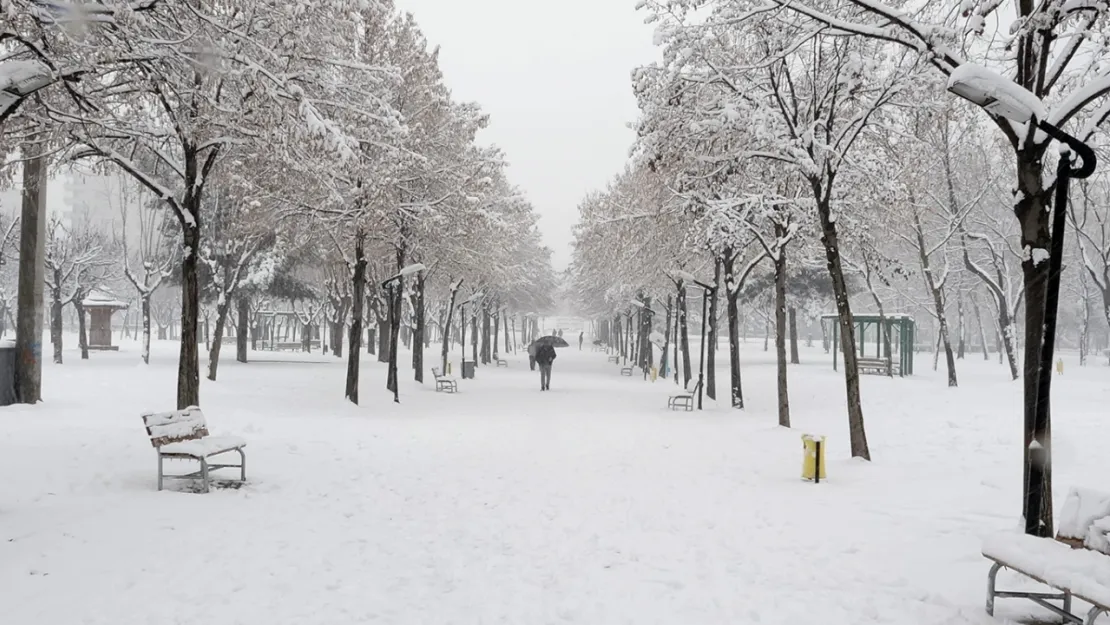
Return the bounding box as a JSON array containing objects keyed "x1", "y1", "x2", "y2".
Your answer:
[
  {"x1": 667, "y1": 379, "x2": 702, "y2": 412},
  {"x1": 607, "y1": 355, "x2": 621, "y2": 364},
  {"x1": 857, "y1": 357, "x2": 900, "y2": 376},
  {"x1": 141, "y1": 406, "x2": 246, "y2": 493},
  {"x1": 495, "y1": 358, "x2": 508, "y2": 367},
  {"x1": 620, "y1": 365, "x2": 633, "y2": 376},
  {"x1": 983, "y1": 487, "x2": 1110, "y2": 624},
  {"x1": 431, "y1": 367, "x2": 457, "y2": 393}
]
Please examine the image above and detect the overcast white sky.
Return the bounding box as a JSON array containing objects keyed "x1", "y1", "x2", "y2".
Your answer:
[{"x1": 393, "y1": 0, "x2": 659, "y2": 270}]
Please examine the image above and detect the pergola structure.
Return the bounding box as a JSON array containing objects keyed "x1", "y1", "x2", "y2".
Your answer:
[{"x1": 821, "y1": 314, "x2": 915, "y2": 377}]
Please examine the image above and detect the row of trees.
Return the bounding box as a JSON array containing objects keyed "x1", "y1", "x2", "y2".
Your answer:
[
  {"x1": 1, "y1": 0, "x2": 556, "y2": 407},
  {"x1": 570, "y1": 0, "x2": 1110, "y2": 533}
]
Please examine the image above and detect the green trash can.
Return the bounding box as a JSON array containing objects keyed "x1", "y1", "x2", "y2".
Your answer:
[
  {"x1": 0, "y1": 339, "x2": 16, "y2": 406},
  {"x1": 462, "y1": 360, "x2": 475, "y2": 379}
]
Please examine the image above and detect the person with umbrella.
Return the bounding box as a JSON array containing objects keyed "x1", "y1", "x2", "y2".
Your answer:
[{"x1": 530, "y1": 335, "x2": 568, "y2": 391}]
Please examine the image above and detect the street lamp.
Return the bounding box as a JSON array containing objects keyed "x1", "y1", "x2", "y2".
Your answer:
[
  {"x1": 380, "y1": 263, "x2": 426, "y2": 403},
  {"x1": 670, "y1": 270, "x2": 717, "y2": 410},
  {"x1": 0, "y1": 61, "x2": 57, "y2": 125},
  {"x1": 948, "y1": 66, "x2": 1097, "y2": 537},
  {"x1": 457, "y1": 290, "x2": 483, "y2": 378},
  {"x1": 631, "y1": 298, "x2": 656, "y2": 378}
]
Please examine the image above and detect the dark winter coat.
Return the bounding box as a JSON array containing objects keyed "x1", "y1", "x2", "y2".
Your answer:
[{"x1": 534, "y1": 344, "x2": 557, "y2": 366}]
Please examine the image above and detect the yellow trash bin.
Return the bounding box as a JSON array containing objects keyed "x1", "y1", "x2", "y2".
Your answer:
[
  {"x1": 802, "y1": 434, "x2": 827, "y2": 483},
  {"x1": 650, "y1": 366, "x2": 658, "y2": 382}
]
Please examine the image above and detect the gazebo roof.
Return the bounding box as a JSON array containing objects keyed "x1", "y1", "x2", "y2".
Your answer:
[
  {"x1": 820, "y1": 313, "x2": 914, "y2": 322},
  {"x1": 82, "y1": 288, "x2": 129, "y2": 309}
]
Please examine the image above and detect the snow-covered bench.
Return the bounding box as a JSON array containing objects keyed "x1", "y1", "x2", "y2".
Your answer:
[
  {"x1": 495, "y1": 358, "x2": 508, "y2": 367},
  {"x1": 607, "y1": 355, "x2": 621, "y2": 363},
  {"x1": 431, "y1": 367, "x2": 457, "y2": 393},
  {"x1": 983, "y1": 487, "x2": 1110, "y2": 624},
  {"x1": 857, "y1": 357, "x2": 899, "y2": 376},
  {"x1": 667, "y1": 379, "x2": 701, "y2": 412},
  {"x1": 141, "y1": 406, "x2": 246, "y2": 493}
]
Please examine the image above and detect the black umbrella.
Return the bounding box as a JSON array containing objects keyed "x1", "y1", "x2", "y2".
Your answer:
[{"x1": 530, "y1": 335, "x2": 570, "y2": 349}]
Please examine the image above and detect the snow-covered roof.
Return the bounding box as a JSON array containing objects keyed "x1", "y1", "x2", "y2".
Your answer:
[
  {"x1": 82, "y1": 288, "x2": 128, "y2": 309},
  {"x1": 819, "y1": 313, "x2": 915, "y2": 321}
]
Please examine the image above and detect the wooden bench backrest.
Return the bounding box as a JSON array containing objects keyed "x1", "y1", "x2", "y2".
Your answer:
[
  {"x1": 432, "y1": 367, "x2": 443, "y2": 378},
  {"x1": 142, "y1": 406, "x2": 208, "y2": 448},
  {"x1": 1056, "y1": 487, "x2": 1110, "y2": 555}
]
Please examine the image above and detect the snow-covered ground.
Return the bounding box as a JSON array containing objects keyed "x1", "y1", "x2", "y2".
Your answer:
[{"x1": 3, "y1": 335, "x2": 1109, "y2": 624}]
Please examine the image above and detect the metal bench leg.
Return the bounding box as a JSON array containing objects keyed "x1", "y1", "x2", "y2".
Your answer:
[
  {"x1": 237, "y1": 448, "x2": 247, "y2": 482},
  {"x1": 157, "y1": 453, "x2": 164, "y2": 491},
  {"x1": 1086, "y1": 606, "x2": 1106, "y2": 625},
  {"x1": 986, "y1": 561, "x2": 1003, "y2": 616},
  {"x1": 200, "y1": 457, "x2": 210, "y2": 493},
  {"x1": 1064, "y1": 590, "x2": 1072, "y2": 616}
]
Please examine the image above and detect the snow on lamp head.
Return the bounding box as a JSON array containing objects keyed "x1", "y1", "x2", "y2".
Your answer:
[{"x1": 946, "y1": 64, "x2": 1046, "y2": 124}]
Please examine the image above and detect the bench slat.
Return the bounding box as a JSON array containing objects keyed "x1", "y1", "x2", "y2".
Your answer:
[{"x1": 142, "y1": 406, "x2": 208, "y2": 447}]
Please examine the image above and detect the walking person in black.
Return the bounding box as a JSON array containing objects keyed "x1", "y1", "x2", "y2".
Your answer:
[
  {"x1": 578, "y1": 331, "x2": 584, "y2": 350},
  {"x1": 535, "y1": 342, "x2": 556, "y2": 391}
]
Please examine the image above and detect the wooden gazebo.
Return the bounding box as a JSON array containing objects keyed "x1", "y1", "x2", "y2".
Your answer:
[{"x1": 82, "y1": 289, "x2": 129, "y2": 351}]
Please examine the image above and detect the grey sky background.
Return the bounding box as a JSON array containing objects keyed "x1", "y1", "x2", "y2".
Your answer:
[{"x1": 394, "y1": 0, "x2": 659, "y2": 270}]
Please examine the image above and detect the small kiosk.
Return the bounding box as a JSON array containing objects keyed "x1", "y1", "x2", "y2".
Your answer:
[{"x1": 83, "y1": 289, "x2": 129, "y2": 351}]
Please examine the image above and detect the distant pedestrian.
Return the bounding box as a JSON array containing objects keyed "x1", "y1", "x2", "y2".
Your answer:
[
  {"x1": 558, "y1": 329, "x2": 564, "y2": 338},
  {"x1": 528, "y1": 342, "x2": 537, "y2": 371},
  {"x1": 535, "y1": 342, "x2": 557, "y2": 391},
  {"x1": 579, "y1": 331, "x2": 584, "y2": 350}
]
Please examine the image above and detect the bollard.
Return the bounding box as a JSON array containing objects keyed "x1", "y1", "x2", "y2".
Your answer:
[
  {"x1": 801, "y1": 434, "x2": 827, "y2": 483},
  {"x1": 1056, "y1": 358, "x2": 1064, "y2": 375}
]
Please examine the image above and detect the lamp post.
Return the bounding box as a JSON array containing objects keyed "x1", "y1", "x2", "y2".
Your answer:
[
  {"x1": 380, "y1": 264, "x2": 426, "y2": 403},
  {"x1": 457, "y1": 291, "x2": 483, "y2": 378},
  {"x1": 632, "y1": 298, "x2": 656, "y2": 378},
  {"x1": 948, "y1": 67, "x2": 1097, "y2": 537}
]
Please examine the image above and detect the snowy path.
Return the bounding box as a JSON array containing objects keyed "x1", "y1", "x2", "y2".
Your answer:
[{"x1": 3, "y1": 341, "x2": 1109, "y2": 624}]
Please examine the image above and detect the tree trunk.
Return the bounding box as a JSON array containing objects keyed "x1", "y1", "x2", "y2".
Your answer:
[
  {"x1": 413, "y1": 274, "x2": 425, "y2": 382},
  {"x1": 707, "y1": 260, "x2": 720, "y2": 399},
  {"x1": 957, "y1": 290, "x2": 966, "y2": 359},
  {"x1": 774, "y1": 244, "x2": 790, "y2": 427},
  {"x1": 177, "y1": 221, "x2": 201, "y2": 409},
  {"x1": 678, "y1": 282, "x2": 691, "y2": 387},
  {"x1": 492, "y1": 307, "x2": 500, "y2": 359},
  {"x1": 788, "y1": 306, "x2": 800, "y2": 364},
  {"x1": 50, "y1": 284, "x2": 62, "y2": 364},
  {"x1": 480, "y1": 306, "x2": 491, "y2": 364},
  {"x1": 442, "y1": 285, "x2": 460, "y2": 373},
  {"x1": 914, "y1": 209, "x2": 957, "y2": 387},
  {"x1": 470, "y1": 314, "x2": 478, "y2": 367},
  {"x1": 75, "y1": 300, "x2": 89, "y2": 360},
  {"x1": 972, "y1": 294, "x2": 990, "y2": 361},
  {"x1": 723, "y1": 253, "x2": 744, "y2": 409},
  {"x1": 816, "y1": 194, "x2": 869, "y2": 460},
  {"x1": 345, "y1": 234, "x2": 366, "y2": 404},
  {"x1": 142, "y1": 296, "x2": 153, "y2": 365},
  {"x1": 15, "y1": 148, "x2": 46, "y2": 403},
  {"x1": 236, "y1": 295, "x2": 248, "y2": 363},
  {"x1": 503, "y1": 311, "x2": 511, "y2": 353},
  {"x1": 1016, "y1": 150, "x2": 1054, "y2": 536},
  {"x1": 376, "y1": 311, "x2": 389, "y2": 362},
  {"x1": 206, "y1": 301, "x2": 230, "y2": 381},
  {"x1": 660, "y1": 295, "x2": 672, "y2": 379}
]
